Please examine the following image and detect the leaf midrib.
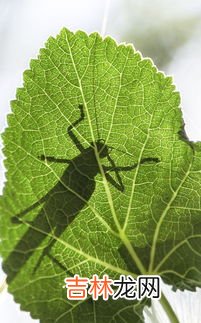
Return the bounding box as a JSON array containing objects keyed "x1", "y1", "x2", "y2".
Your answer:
[{"x1": 64, "y1": 32, "x2": 148, "y2": 275}]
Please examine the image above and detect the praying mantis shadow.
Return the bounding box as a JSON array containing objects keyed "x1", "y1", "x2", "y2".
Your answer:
[{"x1": 4, "y1": 104, "x2": 159, "y2": 283}]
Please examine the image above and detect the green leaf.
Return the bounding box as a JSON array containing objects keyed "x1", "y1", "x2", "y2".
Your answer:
[{"x1": 0, "y1": 28, "x2": 201, "y2": 322}]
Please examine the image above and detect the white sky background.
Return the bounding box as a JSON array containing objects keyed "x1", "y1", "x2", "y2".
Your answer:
[{"x1": 0, "y1": 0, "x2": 201, "y2": 322}]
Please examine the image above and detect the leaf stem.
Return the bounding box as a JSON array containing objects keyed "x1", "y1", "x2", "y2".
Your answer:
[{"x1": 159, "y1": 292, "x2": 180, "y2": 323}]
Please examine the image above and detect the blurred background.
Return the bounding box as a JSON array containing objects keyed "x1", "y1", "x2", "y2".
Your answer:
[{"x1": 0, "y1": 0, "x2": 201, "y2": 322}]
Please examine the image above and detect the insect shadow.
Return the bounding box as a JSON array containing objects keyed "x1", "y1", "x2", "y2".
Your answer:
[{"x1": 4, "y1": 104, "x2": 159, "y2": 283}]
